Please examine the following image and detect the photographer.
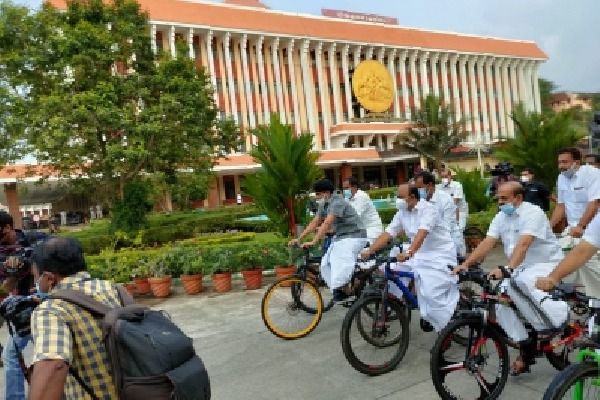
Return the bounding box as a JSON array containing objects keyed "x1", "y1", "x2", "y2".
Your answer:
[
  {"x1": 488, "y1": 163, "x2": 519, "y2": 199},
  {"x1": 0, "y1": 212, "x2": 34, "y2": 400}
]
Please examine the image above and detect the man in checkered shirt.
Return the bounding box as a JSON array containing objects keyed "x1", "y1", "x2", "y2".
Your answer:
[{"x1": 28, "y1": 237, "x2": 121, "y2": 399}]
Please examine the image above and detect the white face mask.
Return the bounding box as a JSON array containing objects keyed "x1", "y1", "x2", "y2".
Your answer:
[
  {"x1": 561, "y1": 163, "x2": 577, "y2": 179},
  {"x1": 395, "y1": 198, "x2": 408, "y2": 211},
  {"x1": 441, "y1": 178, "x2": 449, "y2": 185},
  {"x1": 520, "y1": 176, "x2": 529, "y2": 183}
]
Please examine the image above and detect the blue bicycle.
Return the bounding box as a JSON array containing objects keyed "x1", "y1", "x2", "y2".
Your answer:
[{"x1": 340, "y1": 254, "x2": 485, "y2": 376}]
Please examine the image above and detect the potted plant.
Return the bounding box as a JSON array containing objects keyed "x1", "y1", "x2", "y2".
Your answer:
[
  {"x1": 147, "y1": 255, "x2": 172, "y2": 298},
  {"x1": 131, "y1": 262, "x2": 152, "y2": 295},
  {"x1": 274, "y1": 245, "x2": 298, "y2": 281},
  {"x1": 235, "y1": 245, "x2": 265, "y2": 290},
  {"x1": 207, "y1": 248, "x2": 233, "y2": 293},
  {"x1": 180, "y1": 250, "x2": 205, "y2": 295}
]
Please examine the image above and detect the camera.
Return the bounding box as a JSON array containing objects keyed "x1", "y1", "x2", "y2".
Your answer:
[
  {"x1": 0, "y1": 247, "x2": 33, "y2": 277},
  {"x1": 490, "y1": 162, "x2": 514, "y2": 177}
]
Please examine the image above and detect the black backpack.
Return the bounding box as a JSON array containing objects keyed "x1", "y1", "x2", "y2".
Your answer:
[{"x1": 50, "y1": 286, "x2": 211, "y2": 400}]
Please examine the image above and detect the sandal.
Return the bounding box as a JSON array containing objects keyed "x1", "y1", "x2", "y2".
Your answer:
[{"x1": 509, "y1": 356, "x2": 531, "y2": 376}]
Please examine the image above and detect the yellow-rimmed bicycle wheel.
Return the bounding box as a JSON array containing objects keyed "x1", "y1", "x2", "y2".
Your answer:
[{"x1": 261, "y1": 277, "x2": 323, "y2": 340}]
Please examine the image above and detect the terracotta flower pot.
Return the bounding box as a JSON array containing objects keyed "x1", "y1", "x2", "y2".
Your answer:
[
  {"x1": 241, "y1": 269, "x2": 263, "y2": 290},
  {"x1": 275, "y1": 265, "x2": 297, "y2": 287},
  {"x1": 212, "y1": 272, "x2": 232, "y2": 293},
  {"x1": 148, "y1": 276, "x2": 172, "y2": 298},
  {"x1": 181, "y1": 273, "x2": 203, "y2": 295},
  {"x1": 134, "y1": 277, "x2": 151, "y2": 295},
  {"x1": 123, "y1": 283, "x2": 136, "y2": 297}
]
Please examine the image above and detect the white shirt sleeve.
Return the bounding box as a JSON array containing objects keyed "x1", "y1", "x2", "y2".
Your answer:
[
  {"x1": 583, "y1": 212, "x2": 600, "y2": 249},
  {"x1": 486, "y1": 213, "x2": 503, "y2": 239},
  {"x1": 586, "y1": 167, "x2": 600, "y2": 201},
  {"x1": 556, "y1": 176, "x2": 565, "y2": 204},
  {"x1": 417, "y1": 203, "x2": 438, "y2": 232},
  {"x1": 385, "y1": 211, "x2": 405, "y2": 237},
  {"x1": 519, "y1": 206, "x2": 548, "y2": 239}
]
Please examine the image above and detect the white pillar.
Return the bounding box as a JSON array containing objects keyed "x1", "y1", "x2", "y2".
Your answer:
[
  {"x1": 353, "y1": 45, "x2": 363, "y2": 118},
  {"x1": 459, "y1": 55, "x2": 471, "y2": 133},
  {"x1": 484, "y1": 57, "x2": 498, "y2": 140},
  {"x1": 206, "y1": 30, "x2": 218, "y2": 101},
  {"x1": 468, "y1": 57, "x2": 480, "y2": 141},
  {"x1": 240, "y1": 34, "x2": 256, "y2": 128},
  {"x1": 494, "y1": 59, "x2": 507, "y2": 139},
  {"x1": 419, "y1": 51, "x2": 430, "y2": 97},
  {"x1": 504, "y1": 60, "x2": 517, "y2": 138},
  {"x1": 342, "y1": 44, "x2": 353, "y2": 120},
  {"x1": 169, "y1": 25, "x2": 176, "y2": 58},
  {"x1": 532, "y1": 61, "x2": 541, "y2": 113},
  {"x1": 510, "y1": 60, "x2": 519, "y2": 109},
  {"x1": 449, "y1": 55, "x2": 461, "y2": 121},
  {"x1": 366, "y1": 46, "x2": 374, "y2": 60},
  {"x1": 399, "y1": 50, "x2": 411, "y2": 119},
  {"x1": 526, "y1": 61, "x2": 535, "y2": 111},
  {"x1": 409, "y1": 50, "x2": 420, "y2": 109},
  {"x1": 287, "y1": 39, "x2": 301, "y2": 133},
  {"x1": 271, "y1": 37, "x2": 286, "y2": 124},
  {"x1": 440, "y1": 53, "x2": 450, "y2": 104},
  {"x1": 315, "y1": 42, "x2": 329, "y2": 149},
  {"x1": 329, "y1": 43, "x2": 342, "y2": 124},
  {"x1": 256, "y1": 36, "x2": 269, "y2": 121},
  {"x1": 387, "y1": 49, "x2": 400, "y2": 118},
  {"x1": 151, "y1": 24, "x2": 157, "y2": 55},
  {"x1": 430, "y1": 52, "x2": 440, "y2": 98},
  {"x1": 301, "y1": 40, "x2": 317, "y2": 142},
  {"x1": 377, "y1": 47, "x2": 385, "y2": 63},
  {"x1": 476, "y1": 56, "x2": 489, "y2": 143},
  {"x1": 223, "y1": 32, "x2": 238, "y2": 124},
  {"x1": 188, "y1": 28, "x2": 194, "y2": 60}
]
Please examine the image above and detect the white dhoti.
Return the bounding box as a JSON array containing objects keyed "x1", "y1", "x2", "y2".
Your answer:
[
  {"x1": 559, "y1": 228, "x2": 600, "y2": 299},
  {"x1": 495, "y1": 263, "x2": 569, "y2": 342},
  {"x1": 458, "y1": 210, "x2": 467, "y2": 231},
  {"x1": 413, "y1": 264, "x2": 459, "y2": 332},
  {"x1": 451, "y1": 223, "x2": 466, "y2": 256},
  {"x1": 321, "y1": 237, "x2": 368, "y2": 291}
]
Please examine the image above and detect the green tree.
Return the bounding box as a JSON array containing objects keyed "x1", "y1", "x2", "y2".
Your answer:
[
  {"x1": 401, "y1": 94, "x2": 469, "y2": 171},
  {"x1": 538, "y1": 78, "x2": 558, "y2": 114},
  {"x1": 494, "y1": 104, "x2": 585, "y2": 190},
  {"x1": 242, "y1": 115, "x2": 322, "y2": 237},
  {"x1": 109, "y1": 178, "x2": 153, "y2": 232}
]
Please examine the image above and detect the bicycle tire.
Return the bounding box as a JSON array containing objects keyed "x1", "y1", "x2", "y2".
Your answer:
[
  {"x1": 452, "y1": 278, "x2": 485, "y2": 346},
  {"x1": 542, "y1": 362, "x2": 600, "y2": 400},
  {"x1": 430, "y1": 317, "x2": 509, "y2": 400},
  {"x1": 340, "y1": 295, "x2": 410, "y2": 376},
  {"x1": 261, "y1": 277, "x2": 323, "y2": 340}
]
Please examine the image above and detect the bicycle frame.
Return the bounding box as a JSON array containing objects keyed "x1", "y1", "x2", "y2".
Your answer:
[{"x1": 381, "y1": 262, "x2": 418, "y2": 308}]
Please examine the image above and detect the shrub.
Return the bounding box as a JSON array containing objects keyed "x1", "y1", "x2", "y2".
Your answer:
[
  {"x1": 451, "y1": 167, "x2": 494, "y2": 213},
  {"x1": 366, "y1": 187, "x2": 397, "y2": 199},
  {"x1": 377, "y1": 208, "x2": 397, "y2": 224}
]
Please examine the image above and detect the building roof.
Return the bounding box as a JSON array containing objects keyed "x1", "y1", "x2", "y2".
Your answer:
[
  {"x1": 46, "y1": 0, "x2": 547, "y2": 59},
  {"x1": 222, "y1": 0, "x2": 269, "y2": 9},
  {"x1": 551, "y1": 92, "x2": 571, "y2": 103}
]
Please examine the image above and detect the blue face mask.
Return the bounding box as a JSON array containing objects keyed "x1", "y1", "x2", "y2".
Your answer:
[
  {"x1": 418, "y1": 187, "x2": 428, "y2": 200},
  {"x1": 499, "y1": 202, "x2": 516, "y2": 216},
  {"x1": 343, "y1": 189, "x2": 351, "y2": 200},
  {"x1": 35, "y1": 277, "x2": 49, "y2": 300}
]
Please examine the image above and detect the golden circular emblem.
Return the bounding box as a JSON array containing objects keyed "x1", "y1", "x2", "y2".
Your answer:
[{"x1": 351, "y1": 60, "x2": 394, "y2": 113}]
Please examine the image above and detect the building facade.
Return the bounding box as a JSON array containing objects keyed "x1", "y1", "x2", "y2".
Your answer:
[{"x1": 45, "y1": 0, "x2": 546, "y2": 208}]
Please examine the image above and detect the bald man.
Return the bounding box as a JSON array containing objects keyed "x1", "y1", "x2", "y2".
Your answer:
[
  {"x1": 453, "y1": 182, "x2": 568, "y2": 375},
  {"x1": 361, "y1": 184, "x2": 459, "y2": 332}
]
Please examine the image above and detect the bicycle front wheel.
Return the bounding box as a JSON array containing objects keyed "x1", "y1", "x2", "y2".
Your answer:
[
  {"x1": 340, "y1": 295, "x2": 410, "y2": 376},
  {"x1": 543, "y1": 362, "x2": 600, "y2": 400},
  {"x1": 261, "y1": 277, "x2": 323, "y2": 340}
]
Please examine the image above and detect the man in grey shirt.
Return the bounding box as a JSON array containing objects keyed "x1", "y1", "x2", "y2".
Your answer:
[{"x1": 289, "y1": 179, "x2": 367, "y2": 302}]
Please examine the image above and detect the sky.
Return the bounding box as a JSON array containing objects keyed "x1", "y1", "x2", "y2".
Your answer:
[{"x1": 15, "y1": 0, "x2": 600, "y2": 92}]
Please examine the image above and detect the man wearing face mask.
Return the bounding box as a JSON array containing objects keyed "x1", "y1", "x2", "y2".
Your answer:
[
  {"x1": 342, "y1": 177, "x2": 383, "y2": 244},
  {"x1": 584, "y1": 153, "x2": 600, "y2": 168},
  {"x1": 520, "y1": 168, "x2": 551, "y2": 212},
  {"x1": 289, "y1": 179, "x2": 367, "y2": 302},
  {"x1": 361, "y1": 184, "x2": 459, "y2": 332},
  {"x1": 415, "y1": 171, "x2": 466, "y2": 256},
  {"x1": 549, "y1": 147, "x2": 600, "y2": 297},
  {"x1": 453, "y1": 182, "x2": 569, "y2": 375},
  {"x1": 436, "y1": 169, "x2": 469, "y2": 231}
]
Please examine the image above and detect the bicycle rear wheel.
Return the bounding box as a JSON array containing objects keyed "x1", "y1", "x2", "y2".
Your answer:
[
  {"x1": 430, "y1": 317, "x2": 509, "y2": 400},
  {"x1": 261, "y1": 277, "x2": 323, "y2": 340},
  {"x1": 543, "y1": 362, "x2": 600, "y2": 400},
  {"x1": 340, "y1": 295, "x2": 410, "y2": 376}
]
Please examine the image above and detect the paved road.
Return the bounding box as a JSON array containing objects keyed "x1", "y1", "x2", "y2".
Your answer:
[{"x1": 0, "y1": 248, "x2": 564, "y2": 399}]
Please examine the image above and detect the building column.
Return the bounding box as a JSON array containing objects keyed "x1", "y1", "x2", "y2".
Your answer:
[
  {"x1": 342, "y1": 44, "x2": 352, "y2": 121},
  {"x1": 503, "y1": 60, "x2": 517, "y2": 138},
  {"x1": 387, "y1": 49, "x2": 400, "y2": 118},
  {"x1": 459, "y1": 55, "x2": 471, "y2": 134},
  {"x1": 484, "y1": 57, "x2": 498, "y2": 141},
  {"x1": 353, "y1": 45, "x2": 363, "y2": 118},
  {"x1": 449, "y1": 55, "x2": 461, "y2": 120},
  {"x1": 223, "y1": 32, "x2": 238, "y2": 124},
  {"x1": 419, "y1": 51, "x2": 430, "y2": 98},
  {"x1": 169, "y1": 25, "x2": 176, "y2": 58},
  {"x1": 207, "y1": 178, "x2": 220, "y2": 208},
  {"x1": 239, "y1": 34, "x2": 256, "y2": 130},
  {"x1": 256, "y1": 36, "x2": 269, "y2": 123},
  {"x1": 396, "y1": 162, "x2": 406, "y2": 184},
  {"x1": 509, "y1": 60, "x2": 519, "y2": 111},
  {"x1": 525, "y1": 60, "x2": 535, "y2": 111},
  {"x1": 206, "y1": 30, "x2": 218, "y2": 101},
  {"x1": 4, "y1": 183, "x2": 23, "y2": 229},
  {"x1": 440, "y1": 53, "x2": 450, "y2": 104},
  {"x1": 300, "y1": 40, "x2": 317, "y2": 145},
  {"x1": 187, "y1": 28, "x2": 194, "y2": 60},
  {"x1": 150, "y1": 24, "x2": 157, "y2": 55},
  {"x1": 476, "y1": 56, "x2": 490, "y2": 143},
  {"x1": 494, "y1": 59, "x2": 507, "y2": 139},
  {"x1": 468, "y1": 56, "x2": 481, "y2": 142},
  {"x1": 287, "y1": 39, "x2": 301, "y2": 133},
  {"x1": 271, "y1": 37, "x2": 286, "y2": 124},
  {"x1": 532, "y1": 61, "x2": 541, "y2": 113},
  {"x1": 366, "y1": 46, "x2": 374, "y2": 60},
  {"x1": 377, "y1": 47, "x2": 385, "y2": 63},
  {"x1": 340, "y1": 163, "x2": 353, "y2": 183},
  {"x1": 328, "y1": 43, "x2": 341, "y2": 125},
  {"x1": 430, "y1": 52, "x2": 440, "y2": 98},
  {"x1": 315, "y1": 41, "x2": 329, "y2": 149},
  {"x1": 399, "y1": 50, "x2": 410, "y2": 119},
  {"x1": 409, "y1": 50, "x2": 420, "y2": 109}
]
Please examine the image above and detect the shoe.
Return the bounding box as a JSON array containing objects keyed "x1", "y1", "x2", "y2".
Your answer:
[
  {"x1": 509, "y1": 356, "x2": 532, "y2": 376},
  {"x1": 420, "y1": 318, "x2": 434, "y2": 333},
  {"x1": 333, "y1": 289, "x2": 350, "y2": 303}
]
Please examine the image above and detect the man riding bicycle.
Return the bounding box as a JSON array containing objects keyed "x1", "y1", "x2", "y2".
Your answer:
[
  {"x1": 289, "y1": 179, "x2": 367, "y2": 303},
  {"x1": 453, "y1": 181, "x2": 568, "y2": 375}
]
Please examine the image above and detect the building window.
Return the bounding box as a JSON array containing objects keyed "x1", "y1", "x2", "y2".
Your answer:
[
  {"x1": 408, "y1": 87, "x2": 413, "y2": 97},
  {"x1": 336, "y1": 52, "x2": 341, "y2": 62},
  {"x1": 314, "y1": 83, "x2": 320, "y2": 94},
  {"x1": 458, "y1": 88, "x2": 462, "y2": 98},
  {"x1": 310, "y1": 51, "x2": 317, "y2": 67},
  {"x1": 340, "y1": 83, "x2": 345, "y2": 95},
  {"x1": 331, "y1": 112, "x2": 336, "y2": 122},
  {"x1": 287, "y1": 82, "x2": 292, "y2": 94},
  {"x1": 426, "y1": 61, "x2": 431, "y2": 73},
  {"x1": 236, "y1": 112, "x2": 242, "y2": 123},
  {"x1": 343, "y1": 112, "x2": 349, "y2": 121},
  {"x1": 216, "y1": 78, "x2": 223, "y2": 93},
  {"x1": 233, "y1": 80, "x2": 239, "y2": 93},
  {"x1": 318, "y1": 112, "x2": 324, "y2": 123},
  {"x1": 397, "y1": 87, "x2": 403, "y2": 97},
  {"x1": 493, "y1": 89, "x2": 498, "y2": 98},
  {"x1": 477, "y1": 89, "x2": 481, "y2": 98},
  {"x1": 328, "y1": 83, "x2": 334, "y2": 95}
]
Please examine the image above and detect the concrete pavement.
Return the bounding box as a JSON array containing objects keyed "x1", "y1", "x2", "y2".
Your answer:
[{"x1": 0, "y1": 248, "x2": 564, "y2": 399}]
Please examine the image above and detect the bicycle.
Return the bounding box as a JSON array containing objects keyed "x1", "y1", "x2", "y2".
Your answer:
[
  {"x1": 429, "y1": 269, "x2": 588, "y2": 400},
  {"x1": 261, "y1": 245, "x2": 380, "y2": 340},
  {"x1": 543, "y1": 288, "x2": 600, "y2": 400},
  {"x1": 339, "y1": 254, "x2": 486, "y2": 376}
]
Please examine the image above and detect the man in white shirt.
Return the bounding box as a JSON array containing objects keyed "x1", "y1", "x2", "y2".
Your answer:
[
  {"x1": 549, "y1": 147, "x2": 600, "y2": 297},
  {"x1": 342, "y1": 177, "x2": 383, "y2": 243},
  {"x1": 415, "y1": 171, "x2": 466, "y2": 256},
  {"x1": 361, "y1": 184, "x2": 459, "y2": 332},
  {"x1": 437, "y1": 169, "x2": 469, "y2": 231},
  {"x1": 454, "y1": 182, "x2": 568, "y2": 375}
]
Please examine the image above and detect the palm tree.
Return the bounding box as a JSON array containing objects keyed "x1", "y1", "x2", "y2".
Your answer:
[
  {"x1": 242, "y1": 114, "x2": 322, "y2": 237},
  {"x1": 494, "y1": 104, "x2": 585, "y2": 190},
  {"x1": 400, "y1": 94, "x2": 469, "y2": 171}
]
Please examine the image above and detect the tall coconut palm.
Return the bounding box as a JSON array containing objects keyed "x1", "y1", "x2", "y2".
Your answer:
[
  {"x1": 494, "y1": 104, "x2": 585, "y2": 191},
  {"x1": 242, "y1": 114, "x2": 322, "y2": 237},
  {"x1": 400, "y1": 94, "x2": 469, "y2": 171}
]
